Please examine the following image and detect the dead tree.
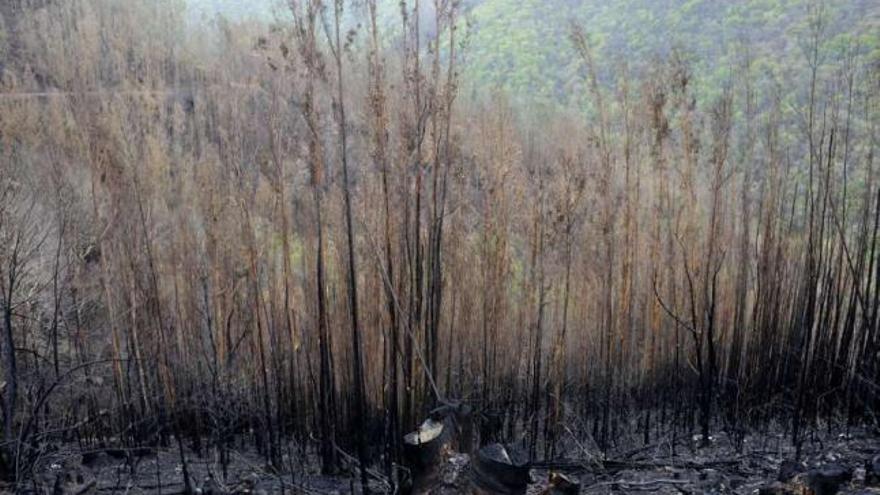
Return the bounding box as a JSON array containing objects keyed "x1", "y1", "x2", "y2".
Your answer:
[
  {"x1": 326, "y1": 0, "x2": 370, "y2": 491},
  {"x1": 0, "y1": 170, "x2": 48, "y2": 480}
]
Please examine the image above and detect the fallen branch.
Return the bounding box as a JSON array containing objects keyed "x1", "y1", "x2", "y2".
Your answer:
[
  {"x1": 527, "y1": 457, "x2": 740, "y2": 473},
  {"x1": 585, "y1": 478, "x2": 692, "y2": 492}
]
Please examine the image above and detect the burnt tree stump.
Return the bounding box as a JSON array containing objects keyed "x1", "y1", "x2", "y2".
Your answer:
[
  {"x1": 402, "y1": 401, "x2": 476, "y2": 493},
  {"x1": 805, "y1": 464, "x2": 853, "y2": 495},
  {"x1": 469, "y1": 443, "x2": 531, "y2": 495},
  {"x1": 404, "y1": 417, "x2": 452, "y2": 475}
]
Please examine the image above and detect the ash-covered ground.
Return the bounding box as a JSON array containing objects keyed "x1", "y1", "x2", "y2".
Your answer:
[{"x1": 20, "y1": 424, "x2": 880, "y2": 494}]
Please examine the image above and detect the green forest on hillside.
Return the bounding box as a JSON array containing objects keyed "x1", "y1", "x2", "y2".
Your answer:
[{"x1": 189, "y1": 0, "x2": 879, "y2": 105}]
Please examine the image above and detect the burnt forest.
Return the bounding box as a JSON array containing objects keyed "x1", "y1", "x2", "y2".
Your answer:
[{"x1": 1, "y1": 0, "x2": 879, "y2": 493}]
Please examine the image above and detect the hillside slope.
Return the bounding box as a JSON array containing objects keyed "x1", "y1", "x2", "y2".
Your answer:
[
  {"x1": 461, "y1": 0, "x2": 878, "y2": 103},
  {"x1": 187, "y1": 0, "x2": 879, "y2": 103}
]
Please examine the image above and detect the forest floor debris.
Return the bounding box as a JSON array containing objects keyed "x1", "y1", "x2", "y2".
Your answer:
[{"x1": 11, "y1": 425, "x2": 877, "y2": 494}]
